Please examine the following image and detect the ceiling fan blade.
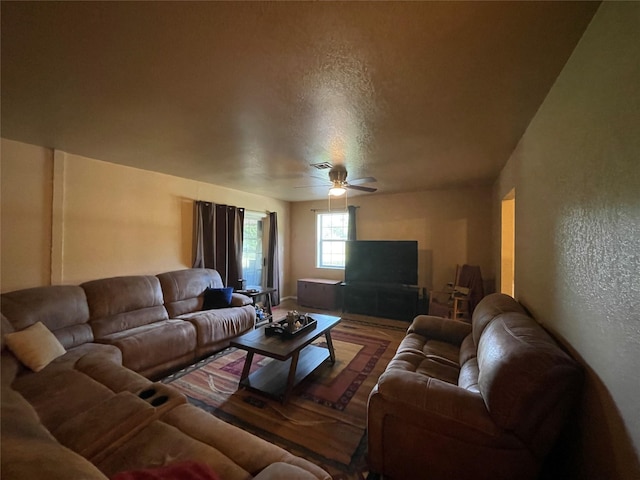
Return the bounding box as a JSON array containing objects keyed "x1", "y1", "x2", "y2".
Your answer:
[
  {"x1": 346, "y1": 184, "x2": 377, "y2": 193},
  {"x1": 294, "y1": 184, "x2": 330, "y2": 189},
  {"x1": 348, "y1": 176, "x2": 377, "y2": 186}
]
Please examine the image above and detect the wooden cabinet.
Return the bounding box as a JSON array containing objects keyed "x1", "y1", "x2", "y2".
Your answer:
[{"x1": 297, "y1": 279, "x2": 342, "y2": 310}]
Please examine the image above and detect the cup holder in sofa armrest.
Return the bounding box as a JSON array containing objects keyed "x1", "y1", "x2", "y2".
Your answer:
[
  {"x1": 136, "y1": 383, "x2": 186, "y2": 413},
  {"x1": 151, "y1": 395, "x2": 169, "y2": 407},
  {"x1": 138, "y1": 388, "x2": 157, "y2": 399}
]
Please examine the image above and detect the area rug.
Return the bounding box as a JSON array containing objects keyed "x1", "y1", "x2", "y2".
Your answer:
[{"x1": 162, "y1": 316, "x2": 407, "y2": 480}]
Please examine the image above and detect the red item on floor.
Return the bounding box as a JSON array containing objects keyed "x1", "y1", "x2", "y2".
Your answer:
[{"x1": 111, "y1": 461, "x2": 222, "y2": 480}]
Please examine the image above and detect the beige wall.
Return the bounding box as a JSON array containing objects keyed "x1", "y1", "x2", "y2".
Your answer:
[
  {"x1": 1, "y1": 139, "x2": 290, "y2": 294},
  {"x1": 291, "y1": 186, "x2": 493, "y2": 296},
  {"x1": 495, "y1": 3, "x2": 640, "y2": 478},
  {"x1": 0, "y1": 141, "x2": 54, "y2": 290}
]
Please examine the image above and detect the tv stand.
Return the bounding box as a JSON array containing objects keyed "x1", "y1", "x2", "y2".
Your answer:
[{"x1": 342, "y1": 282, "x2": 418, "y2": 321}]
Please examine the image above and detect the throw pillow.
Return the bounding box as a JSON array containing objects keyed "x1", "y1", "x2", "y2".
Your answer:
[
  {"x1": 4, "y1": 321, "x2": 66, "y2": 372},
  {"x1": 203, "y1": 287, "x2": 234, "y2": 310}
]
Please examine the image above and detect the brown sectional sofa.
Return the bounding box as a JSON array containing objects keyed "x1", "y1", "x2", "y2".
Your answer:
[
  {"x1": 367, "y1": 292, "x2": 583, "y2": 480},
  {"x1": 1, "y1": 268, "x2": 329, "y2": 480}
]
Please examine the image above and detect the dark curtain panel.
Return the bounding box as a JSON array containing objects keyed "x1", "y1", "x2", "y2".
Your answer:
[
  {"x1": 266, "y1": 211, "x2": 280, "y2": 305},
  {"x1": 347, "y1": 205, "x2": 357, "y2": 241},
  {"x1": 233, "y1": 207, "x2": 245, "y2": 288},
  {"x1": 193, "y1": 201, "x2": 214, "y2": 269},
  {"x1": 193, "y1": 201, "x2": 244, "y2": 288}
]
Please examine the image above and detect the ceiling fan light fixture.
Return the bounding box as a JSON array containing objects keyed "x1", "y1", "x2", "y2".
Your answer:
[{"x1": 328, "y1": 185, "x2": 346, "y2": 196}]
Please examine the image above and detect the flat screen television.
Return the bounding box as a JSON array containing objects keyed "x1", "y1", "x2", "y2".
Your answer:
[{"x1": 345, "y1": 240, "x2": 418, "y2": 286}]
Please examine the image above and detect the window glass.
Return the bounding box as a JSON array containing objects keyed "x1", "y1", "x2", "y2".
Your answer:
[
  {"x1": 316, "y1": 212, "x2": 348, "y2": 269},
  {"x1": 242, "y1": 213, "x2": 265, "y2": 286}
]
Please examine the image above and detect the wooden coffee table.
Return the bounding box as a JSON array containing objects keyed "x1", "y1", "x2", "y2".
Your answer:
[{"x1": 230, "y1": 313, "x2": 341, "y2": 403}]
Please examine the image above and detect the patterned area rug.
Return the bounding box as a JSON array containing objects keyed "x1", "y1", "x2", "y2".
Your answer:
[{"x1": 162, "y1": 316, "x2": 407, "y2": 480}]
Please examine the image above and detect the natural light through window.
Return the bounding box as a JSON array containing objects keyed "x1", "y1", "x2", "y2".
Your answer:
[
  {"x1": 242, "y1": 212, "x2": 266, "y2": 287},
  {"x1": 317, "y1": 212, "x2": 348, "y2": 269}
]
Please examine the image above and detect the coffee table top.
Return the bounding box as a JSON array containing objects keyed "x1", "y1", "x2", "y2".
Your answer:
[{"x1": 230, "y1": 313, "x2": 341, "y2": 361}]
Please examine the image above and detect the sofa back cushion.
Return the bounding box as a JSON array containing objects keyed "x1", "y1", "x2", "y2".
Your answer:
[
  {"x1": 1, "y1": 286, "x2": 93, "y2": 349},
  {"x1": 472, "y1": 293, "x2": 526, "y2": 346},
  {"x1": 477, "y1": 312, "x2": 582, "y2": 453},
  {"x1": 82, "y1": 276, "x2": 168, "y2": 338},
  {"x1": 157, "y1": 269, "x2": 224, "y2": 318}
]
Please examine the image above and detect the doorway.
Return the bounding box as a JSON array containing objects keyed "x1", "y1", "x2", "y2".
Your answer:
[
  {"x1": 242, "y1": 211, "x2": 267, "y2": 288},
  {"x1": 501, "y1": 190, "x2": 515, "y2": 296}
]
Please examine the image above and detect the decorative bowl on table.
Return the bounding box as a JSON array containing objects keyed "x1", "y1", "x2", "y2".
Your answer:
[{"x1": 264, "y1": 313, "x2": 316, "y2": 337}]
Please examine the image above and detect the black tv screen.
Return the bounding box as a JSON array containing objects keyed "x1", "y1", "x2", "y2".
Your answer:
[{"x1": 345, "y1": 240, "x2": 418, "y2": 286}]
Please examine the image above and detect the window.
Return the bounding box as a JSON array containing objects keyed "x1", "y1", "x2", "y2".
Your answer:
[
  {"x1": 316, "y1": 212, "x2": 349, "y2": 269},
  {"x1": 242, "y1": 212, "x2": 266, "y2": 287}
]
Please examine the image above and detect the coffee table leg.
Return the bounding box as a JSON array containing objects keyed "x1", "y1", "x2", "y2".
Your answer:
[
  {"x1": 283, "y1": 351, "x2": 300, "y2": 404},
  {"x1": 325, "y1": 331, "x2": 336, "y2": 364},
  {"x1": 240, "y1": 351, "x2": 254, "y2": 383}
]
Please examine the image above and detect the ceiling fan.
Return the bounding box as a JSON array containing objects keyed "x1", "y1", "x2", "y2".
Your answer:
[
  {"x1": 297, "y1": 164, "x2": 377, "y2": 196},
  {"x1": 327, "y1": 165, "x2": 377, "y2": 196}
]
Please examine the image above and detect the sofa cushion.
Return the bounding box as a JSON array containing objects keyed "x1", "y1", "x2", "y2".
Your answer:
[
  {"x1": 388, "y1": 331, "x2": 462, "y2": 384},
  {"x1": 97, "y1": 420, "x2": 255, "y2": 480},
  {"x1": 4, "y1": 321, "x2": 67, "y2": 372},
  {"x1": 407, "y1": 314, "x2": 472, "y2": 345},
  {"x1": 177, "y1": 306, "x2": 254, "y2": 357},
  {"x1": 95, "y1": 319, "x2": 196, "y2": 377},
  {"x1": 253, "y1": 462, "x2": 327, "y2": 480},
  {"x1": 112, "y1": 461, "x2": 221, "y2": 480},
  {"x1": 52, "y1": 342, "x2": 123, "y2": 369},
  {"x1": 111, "y1": 461, "x2": 220, "y2": 480},
  {"x1": 458, "y1": 357, "x2": 480, "y2": 392},
  {"x1": 471, "y1": 293, "x2": 526, "y2": 346},
  {"x1": 83, "y1": 276, "x2": 169, "y2": 338},
  {"x1": 1, "y1": 285, "x2": 93, "y2": 349},
  {"x1": 477, "y1": 312, "x2": 582, "y2": 443},
  {"x1": 203, "y1": 287, "x2": 233, "y2": 310},
  {"x1": 458, "y1": 333, "x2": 477, "y2": 365},
  {"x1": 385, "y1": 351, "x2": 460, "y2": 385},
  {"x1": 161, "y1": 404, "x2": 331, "y2": 480},
  {"x1": 49, "y1": 383, "x2": 187, "y2": 465},
  {"x1": 12, "y1": 367, "x2": 117, "y2": 432},
  {"x1": 52, "y1": 391, "x2": 158, "y2": 462},
  {"x1": 157, "y1": 268, "x2": 224, "y2": 318},
  {"x1": 75, "y1": 352, "x2": 150, "y2": 394}
]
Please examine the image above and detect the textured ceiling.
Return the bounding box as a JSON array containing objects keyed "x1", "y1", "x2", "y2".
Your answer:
[{"x1": 1, "y1": 1, "x2": 599, "y2": 201}]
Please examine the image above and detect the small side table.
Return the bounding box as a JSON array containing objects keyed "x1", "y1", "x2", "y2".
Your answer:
[{"x1": 235, "y1": 287, "x2": 277, "y2": 315}]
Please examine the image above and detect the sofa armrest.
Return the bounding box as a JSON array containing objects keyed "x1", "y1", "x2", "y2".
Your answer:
[
  {"x1": 2, "y1": 380, "x2": 109, "y2": 480},
  {"x1": 368, "y1": 368, "x2": 534, "y2": 479},
  {"x1": 373, "y1": 369, "x2": 495, "y2": 435},
  {"x1": 230, "y1": 293, "x2": 253, "y2": 307},
  {"x1": 407, "y1": 315, "x2": 472, "y2": 345}
]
